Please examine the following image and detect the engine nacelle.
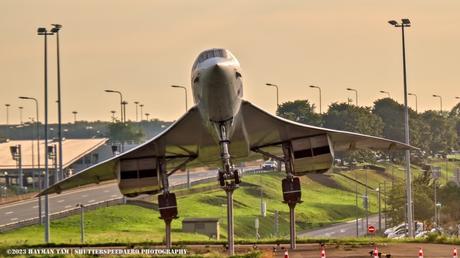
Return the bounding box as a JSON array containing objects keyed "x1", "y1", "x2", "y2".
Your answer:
[
  {"x1": 117, "y1": 157, "x2": 161, "y2": 197},
  {"x1": 289, "y1": 134, "x2": 334, "y2": 176}
]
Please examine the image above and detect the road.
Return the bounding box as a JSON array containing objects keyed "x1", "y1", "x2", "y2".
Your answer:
[
  {"x1": 299, "y1": 215, "x2": 384, "y2": 238},
  {"x1": 0, "y1": 170, "x2": 218, "y2": 226}
]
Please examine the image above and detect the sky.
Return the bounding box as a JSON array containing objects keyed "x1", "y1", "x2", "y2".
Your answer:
[{"x1": 1, "y1": 0, "x2": 459, "y2": 124}]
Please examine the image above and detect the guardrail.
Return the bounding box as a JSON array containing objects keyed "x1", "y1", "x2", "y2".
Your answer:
[{"x1": 0, "y1": 168, "x2": 272, "y2": 233}]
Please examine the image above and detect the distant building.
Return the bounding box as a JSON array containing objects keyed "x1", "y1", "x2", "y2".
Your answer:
[
  {"x1": 182, "y1": 218, "x2": 220, "y2": 239},
  {"x1": 0, "y1": 138, "x2": 113, "y2": 188}
]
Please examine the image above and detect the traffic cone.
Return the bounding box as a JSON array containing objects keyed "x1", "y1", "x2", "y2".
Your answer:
[
  {"x1": 453, "y1": 247, "x2": 458, "y2": 258},
  {"x1": 418, "y1": 248, "x2": 424, "y2": 258},
  {"x1": 321, "y1": 246, "x2": 326, "y2": 258},
  {"x1": 373, "y1": 247, "x2": 379, "y2": 258},
  {"x1": 284, "y1": 250, "x2": 289, "y2": 258}
]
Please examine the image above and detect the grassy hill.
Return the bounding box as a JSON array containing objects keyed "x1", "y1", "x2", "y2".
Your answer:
[{"x1": 0, "y1": 167, "x2": 403, "y2": 247}]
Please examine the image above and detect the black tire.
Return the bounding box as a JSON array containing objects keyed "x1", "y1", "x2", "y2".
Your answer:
[
  {"x1": 218, "y1": 170, "x2": 225, "y2": 186},
  {"x1": 233, "y1": 169, "x2": 241, "y2": 184}
]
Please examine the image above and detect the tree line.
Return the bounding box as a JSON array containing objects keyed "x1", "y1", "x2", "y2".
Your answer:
[{"x1": 277, "y1": 98, "x2": 460, "y2": 156}]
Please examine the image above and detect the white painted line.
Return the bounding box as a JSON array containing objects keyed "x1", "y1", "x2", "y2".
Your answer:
[
  {"x1": 111, "y1": 194, "x2": 118, "y2": 197},
  {"x1": 82, "y1": 194, "x2": 88, "y2": 198},
  {"x1": 57, "y1": 200, "x2": 65, "y2": 203},
  {"x1": 340, "y1": 229, "x2": 346, "y2": 233},
  {"x1": 103, "y1": 190, "x2": 109, "y2": 193},
  {"x1": 32, "y1": 205, "x2": 38, "y2": 209},
  {"x1": 88, "y1": 200, "x2": 95, "y2": 203},
  {"x1": 5, "y1": 211, "x2": 13, "y2": 215},
  {"x1": 10, "y1": 217, "x2": 18, "y2": 221},
  {"x1": 64, "y1": 205, "x2": 72, "y2": 209}
]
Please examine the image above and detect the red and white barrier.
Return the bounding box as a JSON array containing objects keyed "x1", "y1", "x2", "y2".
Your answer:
[
  {"x1": 321, "y1": 246, "x2": 326, "y2": 258},
  {"x1": 418, "y1": 248, "x2": 424, "y2": 258},
  {"x1": 284, "y1": 250, "x2": 289, "y2": 258},
  {"x1": 373, "y1": 247, "x2": 379, "y2": 258},
  {"x1": 453, "y1": 247, "x2": 458, "y2": 258}
]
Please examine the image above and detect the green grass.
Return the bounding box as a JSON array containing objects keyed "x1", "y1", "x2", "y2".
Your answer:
[{"x1": 0, "y1": 169, "x2": 407, "y2": 247}]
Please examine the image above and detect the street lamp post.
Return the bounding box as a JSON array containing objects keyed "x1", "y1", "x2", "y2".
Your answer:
[
  {"x1": 388, "y1": 18, "x2": 414, "y2": 237},
  {"x1": 171, "y1": 85, "x2": 188, "y2": 111},
  {"x1": 140, "y1": 104, "x2": 144, "y2": 121},
  {"x1": 110, "y1": 110, "x2": 116, "y2": 122},
  {"x1": 5, "y1": 104, "x2": 11, "y2": 125},
  {"x1": 145, "y1": 113, "x2": 150, "y2": 121},
  {"x1": 72, "y1": 111, "x2": 78, "y2": 123},
  {"x1": 50, "y1": 24, "x2": 64, "y2": 183},
  {"x1": 19, "y1": 96, "x2": 41, "y2": 223},
  {"x1": 408, "y1": 93, "x2": 418, "y2": 113},
  {"x1": 105, "y1": 90, "x2": 124, "y2": 123},
  {"x1": 37, "y1": 26, "x2": 54, "y2": 243},
  {"x1": 432, "y1": 94, "x2": 443, "y2": 112},
  {"x1": 266, "y1": 83, "x2": 279, "y2": 110},
  {"x1": 134, "y1": 101, "x2": 139, "y2": 121},
  {"x1": 121, "y1": 101, "x2": 128, "y2": 122},
  {"x1": 309, "y1": 85, "x2": 322, "y2": 113},
  {"x1": 346, "y1": 88, "x2": 358, "y2": 105},
  {"x1": 18, "y1": 107, "x2": 24, "y2": 124},
  {"x1": 380, "y1": 90, "x2": 391, "y2": 98}
]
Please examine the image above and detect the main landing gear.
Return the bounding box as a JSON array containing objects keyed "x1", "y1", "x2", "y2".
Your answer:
[
  {"x1": 156, "y1": 157, "x2": 195, "y2": 248},
  {"x1": 253, "y1": 142, "x2": 302, "y2": 250},
  {"x1": 216, "y1": 122, "x2": 241, "y2": 256}
]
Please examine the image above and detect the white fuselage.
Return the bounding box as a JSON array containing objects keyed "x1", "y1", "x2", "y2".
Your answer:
[{"x1": 191, "y1": 49, "x2": 243, "y2": 135}]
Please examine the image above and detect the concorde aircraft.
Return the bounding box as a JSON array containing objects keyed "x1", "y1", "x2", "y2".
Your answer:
[{"x1": 39, "y1": 48, "x2": 414, "y2": 253}]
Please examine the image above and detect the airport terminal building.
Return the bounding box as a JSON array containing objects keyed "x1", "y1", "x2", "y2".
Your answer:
[{"x1": 0, "y1": 138, "x2": 113, "y2": 189}]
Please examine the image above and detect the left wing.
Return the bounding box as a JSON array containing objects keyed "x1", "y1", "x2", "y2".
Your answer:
[{"x1": 238, "y1": 100, "x2": 415, "y2": 173}]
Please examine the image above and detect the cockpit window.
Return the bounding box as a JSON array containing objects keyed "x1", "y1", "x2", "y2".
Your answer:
[
  {"x1": 197, "y1": 49, "x2": 228, "y2": 63},
  {"x1": 192, "y1": 49, "x2": 229, "y2": 70}
]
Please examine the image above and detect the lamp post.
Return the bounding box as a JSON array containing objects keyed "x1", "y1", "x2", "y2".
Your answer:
[
  {"x1": 121, "y1": 101, "x2": 128, "y2": 122},
  {"x1": 72, "y1": 111, "x2": 78, "y2": 123},
  {"x1": 408, "y1": 93, "x2": 418, "y2": 113},
  {"x1": 145, "y1": 113, "x2": 150, "y2": 121},
  {"x1": 309, "y1": 85, "x2": 322, "y2": 114},
  {"x1": 50, "y1": 24, "x2": 64, "y2": 182},
  {"x1": 37, "y1": 25, "x2": 54, "y2": 243},
  {"x1": 388, "y1": 18, "x2": 414, "y2": 237},
  {"x1": 171, "y1": 85, "x2": 188, "y2": 111},
  {"x1": 134, "y1": 101, "x2": 139, "y2": 121},
  {"x1": 432, "y1": 94, "x2": 443, "y2": 112},
  {"x1": 346, "y1": 88, "x2": 358, "y2": 105},
  {"x1": 380, "y1": 90, "x2": 391, "y2": 98},
  {"x1": 110, "y1": 110, "x2": 116, "y2": 122},
  {"x1": 18, "y1": 107, "x2": 24, "y2": 124},
  {"x1": 140, "y1": 104, "x2": 144, "y2": 121},
  {"x1": 5, "y1": 104, "x2": 10, "y2": 125},
  {"x1": 265, "y1": 83, "x2": 279, "y2": 110},
  {"x1": 19, "y1": 96, "x2": 41, "y2": 221},
  {"x1": 105, "y1": 90, "x2": 124, "y2": 123}
]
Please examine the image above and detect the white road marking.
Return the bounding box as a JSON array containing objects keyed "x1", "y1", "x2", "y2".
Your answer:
[
  {"x1": 57, "y1": 200, "x2": 65, "y2": 203},
  {"x1": 10, "y1": 217, "x2": 18, "y2": 221},
  {"x1": 5, "y1": 211, "x2": 13, "y2": 215},
  {"x1": 64, "y1": 205, "x2": 72, "y2": 209},
  {"x1": 111, "y1": 194, "x2": 118, "y2": 197},
  {"x1": 88, "y1": 199, "x2": 95, "y2": 203},
  {"x1": 32, "y1": 205, "x2": 38, "y2": 209},
  {"x1": 103, "y1": 190, "x2": 109, "y2": 193},
  {"x1": 82, "y1": 194, "x2": 88, "y2": 198},
  {"x1": 340, "y1": 229, "x2": 346, "y2": 233}
]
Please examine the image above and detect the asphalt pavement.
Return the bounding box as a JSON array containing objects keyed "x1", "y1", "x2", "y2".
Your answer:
[
  {"x1": 0, "y1": 170, "x2": 217, "y2": 226},
  {"x1": 299, "y1": 215, "x2": 384, "y2": 238}
]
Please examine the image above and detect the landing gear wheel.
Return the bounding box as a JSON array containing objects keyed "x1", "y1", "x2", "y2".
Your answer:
[
  {"x1": 218, "y1": 170, "x2": 225, "y2": 187},
  {"x1": 233, "y1": 169, "x2": 241, "y2": 185}
]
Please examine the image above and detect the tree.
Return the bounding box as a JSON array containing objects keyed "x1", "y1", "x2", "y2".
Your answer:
[
  {"x1": 323, "y1": 102, "x2": 384, "y2": 136},
  {"x1": 108, "y1": 122, "x2": 144, "y2": 144},
  {"x1": 276, "y1": 100, "x2": 322, "y2": 126},
  {"x1": 420, "y1": 111, "x2": 457, "y2": 154}
]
